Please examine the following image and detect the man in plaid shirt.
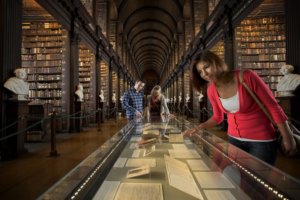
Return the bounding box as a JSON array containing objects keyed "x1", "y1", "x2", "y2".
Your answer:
[{"x1": 122, "y1": 81, "x2": 145, "y2": 121}]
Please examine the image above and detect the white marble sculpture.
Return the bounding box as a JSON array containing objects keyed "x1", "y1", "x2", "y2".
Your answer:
[
  {"x1": 197, "y1": 91, "x2": 204, "y2": 102},
  {"x1": 170, "y1": 97, "x2": 173, "y2": 104},
  {"x1": 165, "y1": 97, "x2": 170, "y2": 103},
  {"x1": 75, "y1": 83, "x2": 84, "y2": 102},
  {"x1": 178, "y1": 93, "x2": 182, "y2": 103},
  {"x1": 277, "y1": 64, "x2": 300, "y2": 96},
  {"x1": 112, "y1": 92, "x2": 116, "y2": 103},
  {"x1": 173, "y1": 96, "x2": 177, "y2": 103},
  {"x1": 99, "y1": 89, "x2": 105, "y2": 102},
  {"x1": 185, "y1": 94, "x2": 190, "y2": 103},
  {"x1": 4, "y1": 68, "x2": 29, "y2": 100}
]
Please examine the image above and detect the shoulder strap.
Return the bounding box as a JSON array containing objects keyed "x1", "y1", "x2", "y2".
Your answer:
[{"x1": 239, "y1": 70, "x2": 277, "y2": 126}]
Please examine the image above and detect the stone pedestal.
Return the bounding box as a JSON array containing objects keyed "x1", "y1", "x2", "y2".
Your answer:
[
  {"x1": 1, "y1": 100, "x2": 29, "y2": 159},
  {"x1": 99, "y1": 102, "x2": 104, "y2": 123},
  {"x1": 75, "y1": 101, "x2": 83, "y2": 132}
]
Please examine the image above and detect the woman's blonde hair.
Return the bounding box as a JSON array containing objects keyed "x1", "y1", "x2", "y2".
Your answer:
[{"x1": 151, "y1": 85, "x2": 162, "y2": 98}]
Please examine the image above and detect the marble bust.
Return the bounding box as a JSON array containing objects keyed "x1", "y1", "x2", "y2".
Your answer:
[
  {"x1": 75, "y1": 84, "x2": 84, "y2": 102},
  {"x1": 178, "y1": 93, "x2": 182, "y2": 103},
  {"x1": 4, "y1": 68, "x2": 29, "y2": 100},
  {"x1": 185, "y1": 94, "x2": 190, "y2": 103},
  {"x1": 112, "y1": 92, "x2": 116, "y2": 103},
  {"x1": 99, "y1": 89, "x2": 105, "y2": 102},
  {"x1": 197, "y1": 91, "x2": 204, "y2": 102},
  {"x1": 277, "y1": 64, "x2": 300, "y2": 96}
]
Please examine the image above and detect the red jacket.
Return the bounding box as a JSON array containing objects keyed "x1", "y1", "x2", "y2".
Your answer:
[{"x1": 208, "y1": 70, "x2": 287, "y2": 140}]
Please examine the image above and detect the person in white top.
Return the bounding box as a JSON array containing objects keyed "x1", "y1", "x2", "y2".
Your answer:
[
  {"x1": 75, "y1": 84, "x2": 84, "y2": 102},
  {"x1": 4, "y1": 68, "x2": 29, "y2": 100},
  {"x1": 277, "y1": 64, "x2": 300, "y2": 96}
]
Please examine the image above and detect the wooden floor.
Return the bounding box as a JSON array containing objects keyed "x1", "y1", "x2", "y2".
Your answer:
[
  {"x1": 1, "y1": 118, "x2": 300, "y2": 200},
  {"x1": 0, "y1": 118, "x2": 127, "y2": 200}
]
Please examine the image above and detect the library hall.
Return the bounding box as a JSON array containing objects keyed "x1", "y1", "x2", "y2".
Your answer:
[{"x1": 1, "y1": 0, "x2": 300, "y2": 199}]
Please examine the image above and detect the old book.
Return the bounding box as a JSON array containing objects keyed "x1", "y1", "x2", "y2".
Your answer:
[{"x1": 126, "y1": 165, "x2": 150, "y2": 178}]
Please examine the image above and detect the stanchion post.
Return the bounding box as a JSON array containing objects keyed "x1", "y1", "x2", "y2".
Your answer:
[
  {"x1": 115, "y1": 107, "x2": 117, "y2": 123},
  {"x1": 97, "y1": 108, "x2": 101, "y2": 132},
  {"x1": 49, "y1": 112, "x2": 59, "y2": 157}
]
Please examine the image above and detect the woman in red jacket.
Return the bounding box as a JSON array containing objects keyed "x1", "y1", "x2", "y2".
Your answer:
[{"x1": 186, "y1": 51, "x2": 296, "y2": 164}]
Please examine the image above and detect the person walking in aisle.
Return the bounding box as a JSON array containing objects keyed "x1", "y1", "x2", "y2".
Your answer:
[
  {"x1": 185, "y1": 51, "x2": 296, "y2": 165},
  {"x1": 122, "y1": 81, "x2": 145, "y2": 122}
]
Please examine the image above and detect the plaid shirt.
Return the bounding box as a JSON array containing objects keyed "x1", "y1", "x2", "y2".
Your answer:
[{"x1": 122, "y1": 88, "x2": 144, "y2": 119}]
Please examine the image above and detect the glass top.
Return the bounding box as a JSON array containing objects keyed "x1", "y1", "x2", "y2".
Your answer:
[{"x1": 41, "y1": 117, "x2": 300, "y2": 200}]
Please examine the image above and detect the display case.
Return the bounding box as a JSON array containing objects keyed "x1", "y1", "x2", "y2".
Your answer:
[{"x1": 40, "y1": 117, "x2": 300, "y2": 200}]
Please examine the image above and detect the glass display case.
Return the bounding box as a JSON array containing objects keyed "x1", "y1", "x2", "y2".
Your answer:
[{"x1": 39, "y1": 118, "x2": 300, "y2": 200}]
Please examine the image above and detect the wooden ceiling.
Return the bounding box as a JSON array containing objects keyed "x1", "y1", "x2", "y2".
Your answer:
[{"x1": 114, "y1": 0, "x2": 186, "y2": 77}]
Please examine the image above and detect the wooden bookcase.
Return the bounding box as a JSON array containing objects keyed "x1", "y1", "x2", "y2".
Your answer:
[
  {"x1": 100, "y1": 61, "x2": 109, "y2": 103},
  {"x1": 78, "y1": 43, "x2": 94, "y2": 102},
  {"x1": 210, "y1": 40, "x2": 224, "y2": 60},
  {"x1": 235, "y1": 16, "x2": 286, "y2": 94},
  {"x1": 21, "y1": 21, "x2": 67, "y2": 114}
]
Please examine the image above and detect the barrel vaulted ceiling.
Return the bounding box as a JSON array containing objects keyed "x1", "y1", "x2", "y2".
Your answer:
[{"x1": 114, "y1": 0, "x2": 187, "y2": 78}]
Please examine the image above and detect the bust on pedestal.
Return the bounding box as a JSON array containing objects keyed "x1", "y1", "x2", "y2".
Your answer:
[
  {"x1": 112, "y1": 92, "x2": 116, "y2": 103},
  {"x1": 75, "y1": 84, "x2": 84, "y2": 102},
  {"x1": 2, "y1": 68, "x2": 30, "y2": 159},
  {"x1": 197, "y1": 91, "x2": 205, "y2": 122},
  {"x1": 99, "y1": 89, "x2": 105, "y2": 102},
  {"x1": 197, "y1": 91, "x2": 204, "y2": 102},
  {"x1": 98, "y1": 90, "x2": 105, "y2": 123},
  {"x1": 185, "y1": 94, "x2": 190, "y2": 104},
  {"x1": 4, "y1": 68, "x2": 29, "y2": 100},
  {"x1": 277, "y1": 64, "x2": 300, "y2": 96},
  {"x1": 75, "y1": 84, "x2": 84, "y2": 132}
]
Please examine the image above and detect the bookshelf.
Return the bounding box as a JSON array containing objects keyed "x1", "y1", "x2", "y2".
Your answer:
[
  {"x1": 100, "y1": 61, "x2": 109, "y2": 102},
  {"x1": 78, "y1": 43, "x2": 94, "y2": 103},
  {"x1": 210, "y1": 40, "x2": 224, "y2": 60},
  {"x1": 112, "y1": 71, "x2": 117, "y2": 103},
  {"x1": 21, "y1": 21, "x2": 67, "y2": 114},
  {"x1": 235, "y1": 16, "x2": 286, "y2": 93},
  {"x1": 184, "y1": 71, "x2": 190, "y2": 103}
]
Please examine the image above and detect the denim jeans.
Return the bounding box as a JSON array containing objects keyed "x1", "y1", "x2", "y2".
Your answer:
[{"x1": 228, "y1": 137, "x2": 278, "y2": 165}]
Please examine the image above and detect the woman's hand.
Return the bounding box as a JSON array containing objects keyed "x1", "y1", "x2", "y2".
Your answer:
[
  {"x1": 278, "y1": 121, "x2": 298, "y2": 156},
  {"x1": 182, "y1": 128, "x2": 197, "y2": 137},
  {"x1": 281, "y1": 135, "x2": 297, "y2": 156},
  {"x1": 167, "y1": 113, "x2": 175, "y2": 119},
  {"x1": 135, "y1": 111, "x2": 143, "y2": 118}
]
